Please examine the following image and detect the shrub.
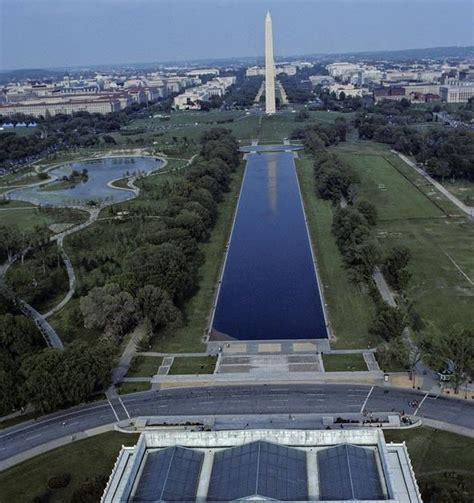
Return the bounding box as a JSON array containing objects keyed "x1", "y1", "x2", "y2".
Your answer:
[
  {"x1": 71, "y1": 476, "x2": 108, "y2": 503},
  {"x1": 47, "y1": 473, "x2": 71, "y2": 489}
]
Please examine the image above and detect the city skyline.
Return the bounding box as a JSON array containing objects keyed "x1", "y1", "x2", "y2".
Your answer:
[{"x1": 0, "y1": 0, "x2": 473, "y2": 70}]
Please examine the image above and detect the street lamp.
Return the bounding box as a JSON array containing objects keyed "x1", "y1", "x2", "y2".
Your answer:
[{"x1": 412, "y1": 369, "x2": 416, "y2": 389}]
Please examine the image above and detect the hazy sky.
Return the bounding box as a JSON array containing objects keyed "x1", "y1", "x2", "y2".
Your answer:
[{"x1": 0, "y1": 0, "x2": 473, "y2": 70}]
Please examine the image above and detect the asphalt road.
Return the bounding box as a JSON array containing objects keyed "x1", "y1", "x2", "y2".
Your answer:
[{"x1": 1, "y1": 384, "x2": 473, "y2": 466}]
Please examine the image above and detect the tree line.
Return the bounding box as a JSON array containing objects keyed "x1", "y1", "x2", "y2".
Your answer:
[{"x1": 356, "y1": 108, "x2": 474, "y2": 182}]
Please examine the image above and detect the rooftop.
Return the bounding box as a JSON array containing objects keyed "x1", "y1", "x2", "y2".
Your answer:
[{"x1": 101, "y1": 428, "x2": 422, "y2": 502}]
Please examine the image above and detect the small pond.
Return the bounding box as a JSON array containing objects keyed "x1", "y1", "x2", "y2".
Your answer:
[{"x1": 8, "y1": 156, "x2": 163, "y2": 207}]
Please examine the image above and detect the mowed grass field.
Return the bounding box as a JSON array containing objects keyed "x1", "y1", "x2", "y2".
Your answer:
[
  {"x1": 337, "y1": 152, "x2": 445, "y2": 221},
  {"x1": 0, "y1": 432, "x2": 139, "y2": 503},
  {"x1": 337, "y1": 141, "x2": 474, "y2": 334},
  {"x1": 0, "y1": 205, "x2": 88, "y2": 232},
  {"x1": 297, "y1": 156, "x2": 376, "y2": 349}
]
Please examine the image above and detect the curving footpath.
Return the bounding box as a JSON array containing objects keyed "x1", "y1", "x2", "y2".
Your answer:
[
  {"x1": 0, "y1": 383, "x2": 473, "y2": 471},
  {"x1": 0, "y1": 208, "x2": 100, "y2": 348}
]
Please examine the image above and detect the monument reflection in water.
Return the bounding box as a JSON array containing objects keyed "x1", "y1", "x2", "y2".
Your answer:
[{"x1": 212, "y1": 148, "x2": 327, "y2": 341}]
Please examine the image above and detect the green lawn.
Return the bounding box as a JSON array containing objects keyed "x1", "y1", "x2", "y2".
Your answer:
[
  {"x1": 0, "y1": 205, "x2": 88, "y2": 232},
  {"x1": 337, "y1": 142, "x2": 474, "y2": 335},
  {"x1": 337, "y1": 152, "x2": 445, "y2": 221},
  {"x1": 150, "y1": 165, "x2": 245, "y2": 353},
  {"x1": 0, "y1": 431, "x2": 139, "y2": 503},
  {"x1": 384, "y1": 428, "x2": 474, "y2": 501},
  {"x1": 126, "y1": 356, "x2": 162, "y2": 377},
  {"x1": 322, "y1": 353, "x2": 368, "y2": 371},
  {"x1": 117, "y1": 382, "x2": 152, "y2": 394},
  {"x1": 169, "y1": 356, "x2": 217, "y2": 375},
  {"x1": 336, "y1": 140, "x2": 461, "y2": 216},
  {"x1": 296, "y1": 156, "x2": 376, "y2": 349}
]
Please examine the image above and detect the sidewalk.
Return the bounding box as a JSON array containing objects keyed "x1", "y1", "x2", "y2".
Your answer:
[{"x1": 152, "y1": 370, "x2": 385, "y2": 386}]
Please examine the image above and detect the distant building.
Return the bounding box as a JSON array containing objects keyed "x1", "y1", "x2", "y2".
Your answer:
[
  {"x1": 0, "y1": 97, "x2": 121, "y2": 117},
  {"x1": 328, "y1": 83, "x2": 367, "y2": 99},
  {"x1": 327, "y1": 62, "x2": 362, "y2": 78},
  {"x1": 186, "y1": 68, "x2": 220, "y2": 77},
  {"x1": 402, "y1": 84, "x2": 440, "y2": 96},
  {"x1": 309, "y1": 75, "x2": 335, "y2": 87},
  {"x1": 440, "y1": 85, "x2": 474, "y2": 103},
  {"x1": 373, "y1": 86, "x2": 406, "y2": 102},
  {"x1": 101, "y1": 428, "x2": 422, "y2": 502},
  {"x1": 173, "y1": 76, "x2": 235, "y2": 110}
]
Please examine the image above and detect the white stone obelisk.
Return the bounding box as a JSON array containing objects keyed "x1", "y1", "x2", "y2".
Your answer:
[{"x1": 265, "y1": 11, "x2": 276, "y2": 115}]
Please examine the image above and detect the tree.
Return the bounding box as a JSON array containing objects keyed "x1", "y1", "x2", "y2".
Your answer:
[
  {"x1": 426, "y1": 326, "x2": 474, "y2": 394},
  {"x1": 356, "y1": 200, "x2": 377, "y2": 226},
  {"x1": 20, "y1": 342, "x2": 113, "y2": 413},
  {"x1": 124, "y1": 243, "x2": 194, "y2": 303},
  {"x1": 383, "y1": 246, "x2": 412, "y2": 291},
  {"x1": 370, "y1": 304, "x2": 405, "y2": 341},
  {"x1": 376, "y1": 336, "x2": 409, "y2": 372},
  {"x1": 137, "y1": 285, "x2": 181, "y2": 331},
  {"x1": 21, "y1": 349, "x2": 64, "y2": 412},
  {"x1": 80, "y1": 283, "x2": 137, "y2": 340}
]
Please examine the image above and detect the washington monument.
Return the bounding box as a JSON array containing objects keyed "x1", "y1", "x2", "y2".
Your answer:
[{"x1": 265, "y1": 11, "x2": 276, "y2": 114}]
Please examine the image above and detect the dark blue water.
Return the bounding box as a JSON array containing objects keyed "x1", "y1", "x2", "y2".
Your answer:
[{"x1": 212, "y1": 151, "x2": 327, "y2": 340}]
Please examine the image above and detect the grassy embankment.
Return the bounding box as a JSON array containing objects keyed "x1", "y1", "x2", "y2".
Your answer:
[
  {"x1": 336, "y1": 140, "x2": 474, "y2": 335},
  {"x1": 0, "y1": 428, "x2": 472, "y2": 502}
]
